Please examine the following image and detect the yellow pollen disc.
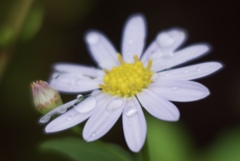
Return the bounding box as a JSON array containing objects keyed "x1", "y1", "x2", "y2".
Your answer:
[{"x1": 99, "y1": 54, "x2": 153, "y2": 97}]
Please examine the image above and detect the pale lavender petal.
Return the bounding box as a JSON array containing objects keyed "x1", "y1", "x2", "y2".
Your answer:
[
  {"x1": 122, "y1": 14, "x2": 146, "y2": 63},
  {"x1": 141, "y1": 28, "x2": 186, "y2": 63},
  {"x1": 137, "y1": 89, "x2": 180, "y2": 121},
  {"x1": 50, "y1": 73, "x2": 99, "y2": 93},
  {"x1": 85, "y1": 31, "x2": 119, "y2": 70},
  {"x1": 40, "y1": 98, "x2": 79, "y2": 123},
  {"x1": 150, "y1": 80, "x2": 210, "y2": 102},
  {"x1": 157, "y1": 62, "x2": 222, "y2": 80},
  {"x1": 122, "y1": 96, "x2": 146, "y2": 152},
  {"x1": 45, "y1": 96, "x2": 97, "y2": 133},
  {"x1": 83, "y1": 96, "x2": 125, "y2": 141},
  {"x1": 151, "y1": 44, "x2": 210, "y2": 72},
  {"x1": 54, "y1": 63, "x2": 103, "y2": 77}
]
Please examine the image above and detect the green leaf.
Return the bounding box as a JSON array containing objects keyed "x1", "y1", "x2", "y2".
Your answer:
[
  {"x1": 0, "y1": 25, "x2": 15, "y2": 47},
  {"x1": 19, "y1": 5, "x2": 44, "y2": 43},
  {"x1": 40, "y1": 137, "x2": 134, "y2": 161},
  {"x1": 146, "y1": 114, "x2": 193, "y2": 161},
  {"x1": 202, "y1": 128, "x2": 240, "y2": 161}
]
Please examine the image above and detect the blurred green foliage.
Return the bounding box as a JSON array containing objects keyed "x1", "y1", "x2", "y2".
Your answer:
[
  {"x1": 201, "y1": 129, "x2": 240, "y2": 161},
  {"x1": 40, "y1": 137, "x2": 134, "y2": 161},
  {"x1": 19, "y1": 5, "x2": 44, "y2": 43},
  {"x1": 146, "y1": 114, "x2": 194, "y2": 161}
]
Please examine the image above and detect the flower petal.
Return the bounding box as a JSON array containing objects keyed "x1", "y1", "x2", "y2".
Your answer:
[
  {"x1": 137, "y1": 89, "x2": 180, "y2": 121},
  {"x1": 150, "y1": 80, "x2": 210, "y2": 102},
  {"x1": 45, "y1": 96, "x2": 97, "y2": 133},
  {"x1": 85, "y1": 31, "x2": 119, "y2": 70},
  {"x1": 121, "y1": 14, "x2": 146, "y2": 63},
  {"x1": 49, "y1": 73, "x2": 99, "y2": 93},
  {"x1": 83, "y1": 96, "x2": 125, "y2": 142},
  {"x1": 53, "y1": 63, "x2": 104, "y2": 77},
  {"x1": 151, "y1": 44, "x2": 210, "y2": 72},
  {"x1": 39, "y1": 98, "x2": 80, "y2": 123},
  {"x1": 157, "y1": 62, "x2": 223, "y2": 80},
  {"x1": 141, "y1": 28, "x2": 187, "y2": 63},
  {"x1": 122, "y1": 96, "x2": 146, "y2": 152}
]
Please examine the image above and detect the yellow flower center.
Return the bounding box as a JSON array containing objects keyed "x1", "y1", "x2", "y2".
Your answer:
[{"x1": 99, "y1": 54, "x2": 153, "y2": 97}]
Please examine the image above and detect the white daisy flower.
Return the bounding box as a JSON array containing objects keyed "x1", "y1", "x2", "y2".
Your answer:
[{"x1": 42, "y1": 14, "x2": 222, "y2": 152}]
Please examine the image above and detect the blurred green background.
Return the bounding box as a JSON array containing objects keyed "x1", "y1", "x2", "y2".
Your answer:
[{"x1": 0, "y1": 0, "x2": 239, "y2": 161}]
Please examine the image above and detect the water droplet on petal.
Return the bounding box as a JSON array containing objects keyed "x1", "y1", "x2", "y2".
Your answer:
[
  {"x1": 196, "y1": 67, "x2": 201, "y2": 72},
  {"x1": 40, "y1": 115, "x2": 51, "y2": 123},
  {"x1": 57, "y1": 106, "x2": 68, "y2": 114},
  {"x1": 171, "y1": 87, "x2": 179, "y2": 91},
  {"x1": 91, "y1": 132, "x2": 96, "y2": 137},
  {"x1": 157, "y1": 33, "x2": 174, "y2": 47},
  {"x1": 126, "y1": 106, "x2": 138, "y2": 117},
  {"x1": 128, "y1": 121, "x2": 132, "y2": 126},
  {"x1": 75, "y1": 97, "x2": 96, "y2": 113},
  {"x1": 183, "y1": 70, "x2": 189, "y2": 74},
  {"x1": 77, "y1": 94, "x2": 83, "y2": 99},
  {"x1": 67, "y1": 115, "x2": 73, "y2": 121},
  {"x1": 106, "y1": 98, "x2": 124, "y2": 111},
  {"x1": 87, "y1": 33, "x2": 99, "y2": 44}
]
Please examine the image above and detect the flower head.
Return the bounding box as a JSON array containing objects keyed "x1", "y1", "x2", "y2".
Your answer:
[
  {"x1": 31, "y1": 80, "x2": 62, "y2": 114},
  {"x1": 41, "y1": 14, "x2": 222, "y2": 152}
]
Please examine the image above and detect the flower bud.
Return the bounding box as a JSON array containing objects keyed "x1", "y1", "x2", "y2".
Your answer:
[{"x1": 31, "y1": 80, "x2": 63, "y2": 114}]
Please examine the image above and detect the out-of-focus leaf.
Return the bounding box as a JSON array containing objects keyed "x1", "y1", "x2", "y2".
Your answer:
[
  {"x1": 40, "y1": 137, "x2": 134, "y2": 161},
  {"x1": 146, "y1": 114, "x2": 193, "y2": 161},
  {"x1": 202, "y1": 128, "x2": 240, "y2": 161},
  {"x1": 0, "y1": 25, "x2": 15, "y2": 47},
  {"x1": 19, "y1": 5, "x2": 44, "y2": 43}
]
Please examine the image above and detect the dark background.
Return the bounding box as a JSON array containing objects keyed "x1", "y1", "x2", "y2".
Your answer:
[{"x1": 0, "y1": 0, "x2": 239, "y2": 160}]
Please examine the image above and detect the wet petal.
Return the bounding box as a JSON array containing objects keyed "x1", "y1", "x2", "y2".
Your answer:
[
  {"x1": 157, "y1": 62, "x2": 223, "y2": 81},
  {"x1": 137, "y1": 89, "x2": 180, "y2": 121},
  {"x1": 85, "y1": 31, "x2": 119, "y2": 70},
  {"x1": 39, "y1": 98, "x2": 80, "y2": 123},
  {"x1": 150, "y1": 80, "x2": 210, "y2": 102},
  {"x1": 50, "y1": 73, "x2": 99, "y2": 93},
  {"x1": 122, "y1": 97, "x2": 146, "y2": 152},
  {"x1": 83, "y1": 97, "x2": 125, "y2": 141},
  {"x1": 151, "y1": 44, "x2": 210, "y2": 72},
  {"x1": 53, "y1": 63, "x2": 103, "y2": 77},
  {"x1": 141, "y1": 28, "x2": 187, "y2": 63},
  {"x1": 45, "y1": 96, "x2": 97, "y2": 133},
  {"x1": 122, "y1": 14, "x2": 146, "y2": 63}
]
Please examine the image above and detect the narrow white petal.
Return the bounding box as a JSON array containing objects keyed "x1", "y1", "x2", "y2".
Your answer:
[
  {"x1": 150, "y1": 80, "x2": 210, "y2": 102},
  {"x1": 45, "y1": 96, "x2": 97, "y2": 133},
  {"x1": 137, "y1": 89, "x2": 180, "y2": 121},
  {"x1": 40, "y1": 98, "x2": 80, "y2": 123},
  {"x1": 49, "y1": 73, "x2": 99, "y2": 93},
  {"x1": 122, "y1": 97, "x2": 146, "y2": 152},
  {"x1": 83, "y1": 96, "x2": 125, "y2": 142},
  {"x1": 141, "y1": 28, "x2": 187, "y2": 63},
  {"x1": 122, "y1": 14, "x2": 146, "y2": 63},
  {"x1": 151, "y1": 44, "x2": 210, "y2": 72},
  {"x1": 53, "y1": 63, "x2": 103, "y2": 77},
  {"x1": 85, "y1": 31, "x2": 119, "y2": 70},
  {"x1": 157, "y1": 62, "x2": 223, "y2": 80}
]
